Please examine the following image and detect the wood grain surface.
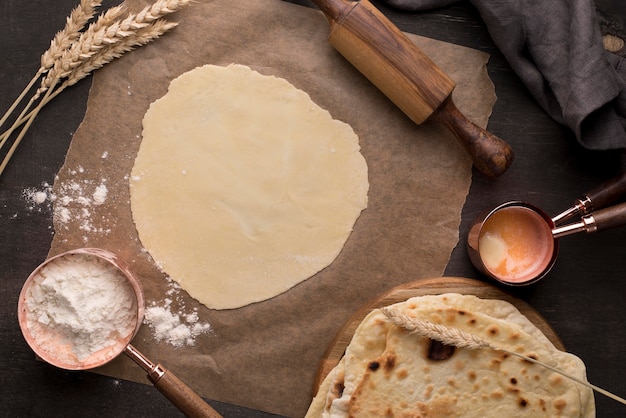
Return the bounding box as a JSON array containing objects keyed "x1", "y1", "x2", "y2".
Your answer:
[
  {"x1": 313, "y1": 277, "x2": 565, "y2": 392},
  {"x1": 312, "y1": 0, "x2": 514, "y2": 176}
]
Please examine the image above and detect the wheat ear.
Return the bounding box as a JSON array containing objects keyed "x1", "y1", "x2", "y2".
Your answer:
[
  {"x1": 136, "y1": 0, "x2": 195, "y2": 24},
  {"x1": 35, "y1": 0, "x2": 192, "y2": 99},
  {"x1": 0, "y1": 0, "x2": 101, "y2": 132},
  {"x1": 40, "y1": 0, "x2": 103, "y2": 71},
  {"x1": 0, "y1": 2, "x2": 120, "y2": 146},
  {"x1": 1, "y1": 15, "x2": 177, "y2": 140},
  {"x1": 36, "y1": 4, "x2": 128, "y2": 99},
  {"x1": 1, "y1": 3, "x2": 182, "y2": 142},
  {"x1": 0, "y1": 19, "x2": 179, "y2": 177},
  {"x1": 0, "y1": 1, "x2": 191, "y2": 177},
  {"x1": 64, "y1": 20, "x2": 179, "y2": 88},
  {"x1": 381, "y1": 305, "x2": 626, "y2": 406}
]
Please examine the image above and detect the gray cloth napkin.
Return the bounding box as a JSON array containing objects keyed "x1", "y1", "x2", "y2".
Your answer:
[{"x1": 385, "y1": 0, "x2": 626, "y2": 150}]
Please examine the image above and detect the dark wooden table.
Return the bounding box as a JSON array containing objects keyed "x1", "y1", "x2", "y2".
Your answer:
[{"x1": 2, "y1": 1, "x2": 625, "y2": 416}]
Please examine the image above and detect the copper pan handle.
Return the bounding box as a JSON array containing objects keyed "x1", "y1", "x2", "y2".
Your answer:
[
  {"x1": 553, "y1": 201, "x2": 626, "y2": 238},
  {"x1": 583, "y1": 171, "x2": 626, "y2": 212},
  {"x1": 589, "y1": 201, "x2": 626, "y2": 232},
  {"x1": 125, "y1": 345, "x2": 222, "y2": 418},
  {"x1": 553, "y1": 171, "x2": 626, "y2": 225}
]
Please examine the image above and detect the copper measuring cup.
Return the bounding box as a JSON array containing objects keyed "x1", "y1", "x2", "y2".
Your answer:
[
  {"x1": 467, "y1": 172, "x2": 626, "y2": 285},
  {"x1": 18, "y1": 248, "x2": 221, "y2": 418}
]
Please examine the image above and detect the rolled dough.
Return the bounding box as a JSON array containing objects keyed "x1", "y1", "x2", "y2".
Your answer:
[{"x1": 130, "y1": 64, "x2": 368, "y2": 310}]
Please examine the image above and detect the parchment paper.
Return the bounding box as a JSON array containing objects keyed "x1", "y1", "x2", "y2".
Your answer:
[{"x1": 49, "y1": 0, "x2": 496, "y2": 416}]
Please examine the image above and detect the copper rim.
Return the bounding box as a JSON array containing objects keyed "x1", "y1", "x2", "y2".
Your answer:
[
  {"x1": 17, "y1": 248, "x2": 144, "y2": 370},
  {"x1": 467, "y1": 201, "x2": 559, "y2": 286}
]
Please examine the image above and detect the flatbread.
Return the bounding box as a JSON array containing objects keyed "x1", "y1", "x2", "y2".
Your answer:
[
  {"x1": 129, "y1": 64, "x2": 368, "y2": 310},
  {"x1": 306, "y1": 294, "x2": 595, "y2": 417}
]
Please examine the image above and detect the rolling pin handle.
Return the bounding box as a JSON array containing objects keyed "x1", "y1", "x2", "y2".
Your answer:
[{"x1": 433, "y1": 98, "x2": 514, "y2": 177}]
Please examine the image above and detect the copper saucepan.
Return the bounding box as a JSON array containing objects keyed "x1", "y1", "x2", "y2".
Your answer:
[
  {"x1": 467, "y1": 172, "x2": 626, "y2": 285},
  {"x1": 18, "y1": 248, "x2": 221, "y2": 418}
]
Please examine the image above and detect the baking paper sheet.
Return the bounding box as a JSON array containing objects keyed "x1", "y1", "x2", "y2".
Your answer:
[{"x1": 49, "y1": 0, "x2": 496, "y2": 415}]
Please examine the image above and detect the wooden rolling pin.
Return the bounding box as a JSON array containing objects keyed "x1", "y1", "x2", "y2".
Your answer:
[{"x1": 310, "y1": 0, "x2": 514, "y2": 177}]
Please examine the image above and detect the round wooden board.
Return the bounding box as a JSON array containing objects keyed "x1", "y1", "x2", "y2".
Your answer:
[{"x1": 313, "y1": 276, "x2": 564, "y2": 393}]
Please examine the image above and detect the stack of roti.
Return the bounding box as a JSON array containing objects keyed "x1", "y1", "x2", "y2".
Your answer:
[{"x1": 306, "y1": 293, "x2": 595, "y2": 417}]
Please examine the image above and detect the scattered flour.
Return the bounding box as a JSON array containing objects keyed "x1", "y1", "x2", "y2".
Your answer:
[
  {"x1": 22, "y1": 164, "x2": 112, "y2": 240},
  {"x1": 24, "y1": 252, "x2": 137, "y2": 365},
  {"x1": 21, "y1": 161, "x2": 212, "y2": 349},
  {"x1": 92, "y1": 184, "x2": 108, "y2": 205},
  {"x1": 143, "y1": 277, "x2": 212, "y2": 347}
]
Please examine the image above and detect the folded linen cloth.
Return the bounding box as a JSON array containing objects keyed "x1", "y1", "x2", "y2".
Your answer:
[{"x1": 385, "y1": 0, "x2": 626, "y2": 150}]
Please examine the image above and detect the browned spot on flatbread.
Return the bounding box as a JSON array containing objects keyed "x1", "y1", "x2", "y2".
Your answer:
[
  {"x1": 487, "y1": 324, "x2": 500, "y2": 336},
  {"x1": 507, "y1": 386, "x2": 520, "y2": 394},
  {"x1": 383, "y1": 353, "x2": 396, "y2": 372},
  {"x1": 444, "y1": 308, "x2": 458, "y2": 323},
  {"x1": 553, "y1": 397, "x2": 568, "y2": 412},
  {"x1": 427, "y1": 340, "x2": 456, "y2": 361},
  {"x1": 467, "y1": 370, "x2": 477, "y2": 381},
  {"x1": 325, "y1": 364, "x2": 345, "y2": 409},
  {"x1": 331, "y1": 378, "x2": 345, "y2": 400},
  {"x1": 489, "y1": 351, "x2": 509, "y2": 368},
  {"x1": 418, "y1": 396, "x2": 457, "y2": 417},
  {"x1": 374, "y1": 317, "x2": 388, "y2": 327},
  {"x1": 491, "y1": 388, "x2": 504, "y2": 399},
  {"x1": 509, "y1": 331, "x2": 521, "y2": 341},
  {"x1": 549, "y1": 374, "x2": 563, "y2": 386},
  {"x1": 396, "y1": 368, "x2": 409, "y2": 380}
]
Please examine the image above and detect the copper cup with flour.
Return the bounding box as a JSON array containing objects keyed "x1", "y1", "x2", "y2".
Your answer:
[
  {"x1": 18, "y1": 248, "x2": 221, "y2": 418},
  {"x1": 467, "y1": 172, "x2": 626, "y2": 285}
]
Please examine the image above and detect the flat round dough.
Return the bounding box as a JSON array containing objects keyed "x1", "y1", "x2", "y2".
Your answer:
[{"x1": 130, "y1": 64, "x2": 368, "y2": 310}]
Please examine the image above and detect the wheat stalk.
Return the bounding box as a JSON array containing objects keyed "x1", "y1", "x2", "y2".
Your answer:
[
  {"x1": 0, "y1": 19, "x2": 178, "y2": 176},
  {"x1": 0, "y1": 0, "x2": 191, "y2": 177},
  {"x1": 0, "y1": 1, "x2": 117, "y2": 151},
  {"x1": 0, "y1": 88, "x2": 56, "y2": 176},
  {"x1": 381, "y1": 305, "x2": 626, "y2": 406},
  {"x1": 0, "y1": 0, "x2": 101, "y2": 132}
]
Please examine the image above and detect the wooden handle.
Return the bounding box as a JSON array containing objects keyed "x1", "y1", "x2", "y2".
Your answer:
[
  {"x1": 151, "y1": 366, "x2": 222, "y2": 418},
  {"x1": 432, "y1": 98, "x2": 514, "y2": 177},
  {"x1": 311, "y1": 0, "x2": 513, "y2": 176},
  {"x1": 588, "y1": 202, "x2": 626, "y2": 232},
  {"x1": 585, "y1": 171, "x2": 626, "y2": 211}
]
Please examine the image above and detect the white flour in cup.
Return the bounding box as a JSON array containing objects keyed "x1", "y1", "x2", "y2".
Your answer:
[{"x1": 24, "y1": 253, "x2": 137, "y2": 364}]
